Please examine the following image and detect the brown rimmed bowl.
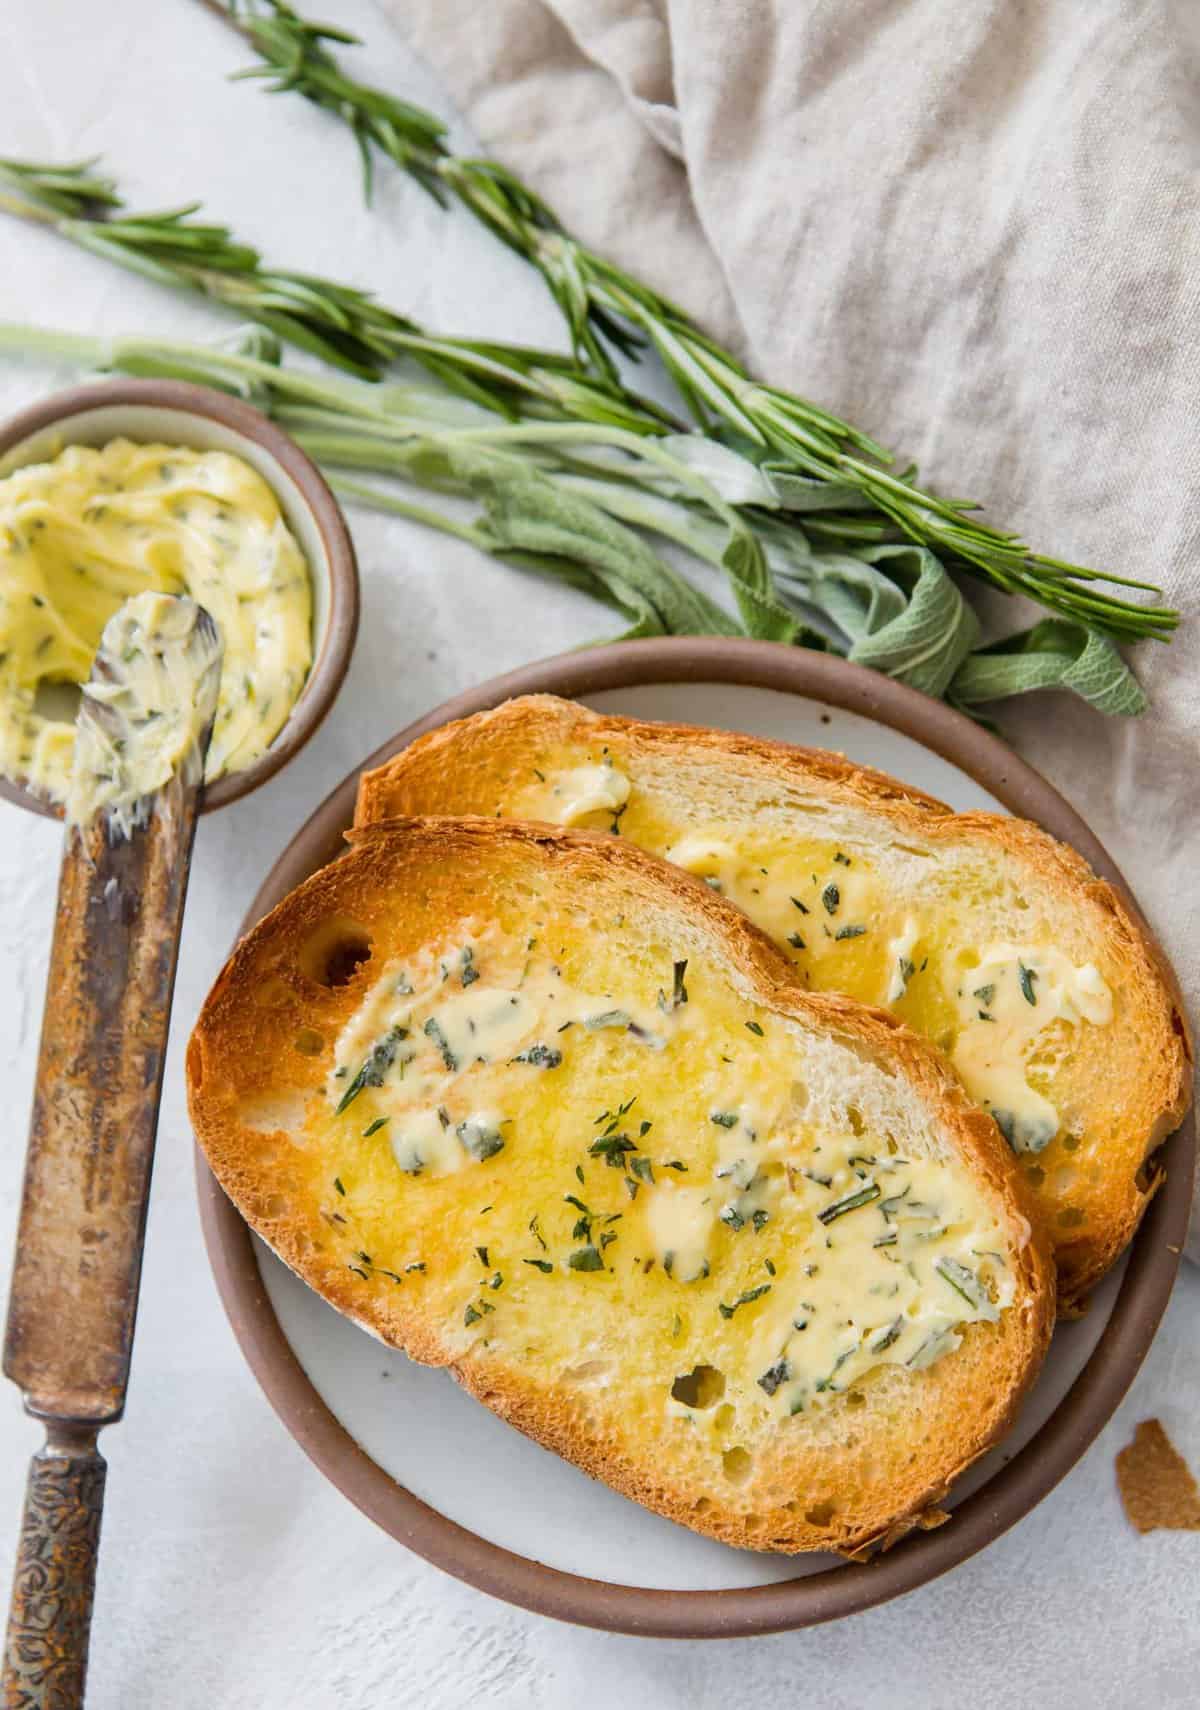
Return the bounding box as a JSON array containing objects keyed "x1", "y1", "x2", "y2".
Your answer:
[
  {"x1": 0, "y1": 378, "x2": 359, "y2": 817},
  {"x1": 196, "y1": 638, "x2": 1194, "y2": 1638}
]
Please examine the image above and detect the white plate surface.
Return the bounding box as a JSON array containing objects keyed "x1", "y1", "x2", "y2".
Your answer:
[{"x1": 255, "y1": 680, "x2": 1120, "y2": 1590}]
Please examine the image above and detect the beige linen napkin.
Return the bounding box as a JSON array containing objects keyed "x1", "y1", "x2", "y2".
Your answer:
[{"x1": 390, "y1": 0, "x2": 1200, "y2": 1250}]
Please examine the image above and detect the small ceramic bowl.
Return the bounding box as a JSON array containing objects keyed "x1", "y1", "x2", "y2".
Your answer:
[{"x1": 0, "y1": 378, "x2": 359, "y2": 817}]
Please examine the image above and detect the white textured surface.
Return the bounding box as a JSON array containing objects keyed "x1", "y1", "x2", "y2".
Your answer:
[{"x1": 0, "y1": 2, "x2": 1196, "y2": 1705}]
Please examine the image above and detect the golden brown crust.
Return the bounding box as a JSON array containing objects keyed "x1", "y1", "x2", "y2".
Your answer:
[
  {"x1": 189, "y1": 816, "x2": 1055, "y2": 1556},
  {"x1": 355, "y1": 695, "x2": 1193, "y2": 1311}
]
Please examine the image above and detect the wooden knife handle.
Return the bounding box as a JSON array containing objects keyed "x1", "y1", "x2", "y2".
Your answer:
[{"x1": 2, "y1": 1425, "x2": 106, "y2": 1710}]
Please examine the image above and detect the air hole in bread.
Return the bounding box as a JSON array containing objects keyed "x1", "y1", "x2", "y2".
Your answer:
[
  {"x1": 847, "y1": 1105, "x2": 865, "y2": 1137},
  {"x1": 261, "y1": 1194, "x2": 289, "y2": 1218},
  {"x1": 693, "y1": 1497, "x2": 712, "y2": 1514},
  {"x1": 1061, "y1": 1134, "x2": 1080, "y2": 1152},
  {"x1": 846, "y1": 1391, "x2": 866, "y2": 1408},
  {"x1": 805, "y1": 1500, "x2": 836, "y2": 1526},
  {"x1": 713, "y1": 1403, "x2": 735, "y2": 1432},
  {"x1": 722, "y1": 1446, "x2": 753, "y2": 1485},
  {"x1": 1057, "y1": 1206, "x2": 1087, "y2": 1228},
  {"x1": 294, "y1": 1028, "x2": 325, "y2": 1057},
  {"x1": 1025, "y1": 1164, "x2": 1046, "y2": 1188},
  {"x1": 298, "y1": 917, "x2": 373, "y2": 988},
  {"x1": 671, "y1": 1365, "x2": 726, "y2": 1409}
]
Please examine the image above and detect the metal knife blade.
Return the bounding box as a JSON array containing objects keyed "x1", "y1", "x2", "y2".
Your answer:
[{"x1": 4, "y1": 596, "x2": 221, "y2": 1422}]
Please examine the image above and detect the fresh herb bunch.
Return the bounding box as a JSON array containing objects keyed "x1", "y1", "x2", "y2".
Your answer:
[
  {"x1": 0, "y1": 154, "x2": 670, "y2": 434},
  {"x1": 203, "y1": 0, "x2": 1177, "y2": 646},
  {"x1": 0, "y1": 321, "x2": 1149, "y2": 717}
]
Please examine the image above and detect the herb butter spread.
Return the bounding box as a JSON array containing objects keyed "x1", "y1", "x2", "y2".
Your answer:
[
  {"x1": 949, "y1": 945, "x2": 1112, "y2": 1153},
  {"x1": 65, "y1": 591, "x2": 222, "y2": 833},
  {"x1": 520, "y1": 767, "x2": 1116, "y2": 1161},
  {"x1": 319, "y1": 929, "x2": 1017, "y2": 1418},
  {"x1": 0, "y1": 440, "x2": 312, "y2": 805}
]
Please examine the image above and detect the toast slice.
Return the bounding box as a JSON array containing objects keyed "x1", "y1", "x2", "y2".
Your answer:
[
  {"x1": 355, "y1": 696, "x2": 1192, "y2": 1310},
  {"x1": 189, "y1": 817, "x2": 1053, "y2": 1556}
]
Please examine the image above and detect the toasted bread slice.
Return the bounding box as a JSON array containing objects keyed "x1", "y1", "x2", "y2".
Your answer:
[
  {"x1": 189, "y1": 817, "x2": 1053, "y2": 1555},
  {"x1": 355, "y1": 697, "x2": 1192, "y2": 1309}
]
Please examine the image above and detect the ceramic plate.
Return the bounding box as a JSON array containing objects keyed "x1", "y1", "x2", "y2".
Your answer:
[{"x1": 197, "y1": 639, "x2": 1192, "y2": 1637}]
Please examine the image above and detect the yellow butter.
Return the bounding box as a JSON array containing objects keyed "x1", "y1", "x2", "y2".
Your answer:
[
  {"x1": 318, "y1": 929, "x2": 1015, "y2": 1417},
  {"x1": 0, "y1": 439, "x2": 312, "y2": 804}
]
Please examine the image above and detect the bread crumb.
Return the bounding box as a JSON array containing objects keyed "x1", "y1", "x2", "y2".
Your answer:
[{"x1": 1116, "y1": 1419, "x2": 1200, "y2": 1533}]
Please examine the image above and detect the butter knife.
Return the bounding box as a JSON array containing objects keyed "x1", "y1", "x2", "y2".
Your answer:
[{"x1": 2, "y1": 594, "x2": 221, "y2": 1710}]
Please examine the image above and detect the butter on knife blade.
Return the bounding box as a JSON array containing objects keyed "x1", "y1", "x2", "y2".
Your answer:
[
  {"x1": 65, "y1": 589, "x2": 223, "y2": 836},
  {"x1": 1, "y1": 592, "x2": 221, "y2": 1708}
]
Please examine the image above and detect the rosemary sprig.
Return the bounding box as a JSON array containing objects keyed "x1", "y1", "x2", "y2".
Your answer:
[
  {"x1": 0, "y1": 153, "x2": 671, "y2": 435},
  {"x1": 207, "y1": 0, "x2": 1177, "y2": 645}
]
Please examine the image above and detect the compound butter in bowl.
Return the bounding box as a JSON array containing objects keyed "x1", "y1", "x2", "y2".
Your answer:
[{"x1": 0, "y1": 379, "x2": 358, "y2": 817}]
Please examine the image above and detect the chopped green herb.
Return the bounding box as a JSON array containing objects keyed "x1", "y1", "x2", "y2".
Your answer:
[
  {"x1": 488, "y1": 1271, "x2": 504, "y2": 1290},
  {"x1": 757, "y1": 1358, "x2": 790, "y2": 1396},
  {"x1": 787, "y1": 932, "x2": 806, "y2": 950},
  {"x1": 585, "y1": 1008, "x2": 632, "y2": 1031},
  {"x1": 335, "y1": 1025, "x2": 409, "y2": 1114},
  {"x1": 752, "y1": 1209, "x2": 769, "y2": 1233},
  {"x1": 423, "y1": 1016, "x2": 458, "y2": 1071},
  {"x1": 791, "y1": 896, "x2": 810, "y2": 915},
  {"x1": 456, "y1": 1118, "x2": 505, "y2": 1162},
  {"x1": 512, "y1": 1042, "x2": 563, "y2": 1068},
  {"x1": 719, "y1": 1204, "x2": 745, "y2": 1232},
  {"x1": 568, "y1": 1245, "x2": 604, "y2": 1272},
  {"x1": 833, "y1": 852, "x2": 851, "y2": 866},
  {"x1": 870, "y1": 1316, "x2": 904, "y2": 1353},
  {"x1": 524, "y1": 1258, "x2": 554, "y2": 1273},
  {"x1": 745, "y1": 1020, "x2": 764, "y2": 1037},
  {"x1": 672, "y1": 959, "x2": 689, "y2": 1008},
  {"x1": 529, "y1": 1215, "x2": 547, "y2": 1250},
  {"x1": 1019, "y1": 961, "x2": 1038, "y2": 1006},
  {"x1": 719, "y1": 1283, "x2": 771, "y2": 1319},
  {"x1": 977, "y1": 1010, "x2": 995, "y2": 1022},
  {"x1": 935, "y1": 1257, "x2": 997, "y2": 1318},
  {"x1": 460, "y1": 946, "x2": 480, "y2": 987},
  {"x1": 710, "y1": 1111, "x2": 739, "y2": 1128},
  {"x1": 818, "y1": 1183, "x2": 881, "y2": 1224},
  {"x1": 333, "y1": 1177, "x2": 346, "y2": 1197},
  {"x1": 835, "y1": 925, "x2": 867, "y2": 941},
  {"x1": 630, "y1": 1156, "x2": 655, "y2": 1186},
  {"x1": 362, "y1": 1116, "x2": 389, "y2": 1138},
  {"x1": 764, "y1": 1257, "x2": 776, "y2": 1275},
  {"x1": 464, "y1": 1304, "x2": 482, "y2": 1326},
  {"x1": 588, "y1": 1132, "x2": 637, "y2": 1167},
  {"x1": 973, "y1": 983, "x2": 997, "y2": 1006},
  {"x1": 475, "y1": 1246, "x2": 489, "y2": 1267},
  {"x1": 821, "y1": 883, "x2": 840, "y2": 915}
]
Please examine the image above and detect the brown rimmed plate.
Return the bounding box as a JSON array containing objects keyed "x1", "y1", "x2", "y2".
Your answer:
[{"x1": 195, "y1": 639, "x2": 1193, "y2": 1638}]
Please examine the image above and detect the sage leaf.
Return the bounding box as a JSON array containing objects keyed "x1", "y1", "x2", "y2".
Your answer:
[
  {"x1": 951, "y1": 620, "x2": 1146, "y2": 716},
  {"x1": 844, "y1": 544, "x2": 980, "y2": 698}
]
